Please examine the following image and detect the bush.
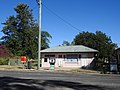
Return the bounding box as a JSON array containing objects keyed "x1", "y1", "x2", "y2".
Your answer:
[{"x1": 0, "y1": 58, "x2": 9, "y2": 65}]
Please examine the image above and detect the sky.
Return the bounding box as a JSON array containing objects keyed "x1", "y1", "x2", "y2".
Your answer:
[{"x1": 0, "y1": 0, "x2": 120, "y2": 47}]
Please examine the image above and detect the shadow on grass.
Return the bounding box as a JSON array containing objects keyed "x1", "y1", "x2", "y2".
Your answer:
[{"x1": 0, "y1": 77, "x2": 106, "y2": 90}]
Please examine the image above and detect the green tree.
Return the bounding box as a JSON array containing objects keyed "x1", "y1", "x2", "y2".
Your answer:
[
  {"x1": 1, "y1": 4, "x2": 52, "y2": 59},
  {"x1": 73, "y1": 31, "x2": 95, "y2": 48},
  {"x1": 95, "y1": 31, "x2": 117, "y2": 59},
  {"x1": 41, "y1": 31, "x2": 52, "y2": 50},
  {"x1": 62, "y1": 40, "x2": 71, "y2": 46},
  {"x1": 73, "y1": 31, "x2": 117, "y2": 59}
]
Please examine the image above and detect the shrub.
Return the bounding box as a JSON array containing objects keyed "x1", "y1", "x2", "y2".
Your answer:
[
  {"x1": 0, "y1": 58, "x2": 9, "y2": 65},
  {"x1": 0, "y1": 44, "x2": 11, "y2": 58}
]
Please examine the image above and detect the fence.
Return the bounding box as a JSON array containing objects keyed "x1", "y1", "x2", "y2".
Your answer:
[{"x1": 8, "y1": 59, "x2": 38, "y2": 69}]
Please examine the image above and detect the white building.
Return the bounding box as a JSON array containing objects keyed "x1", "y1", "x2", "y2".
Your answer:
[{"x1": 41, "y1": 45, "x2": 98, "y2": 68}]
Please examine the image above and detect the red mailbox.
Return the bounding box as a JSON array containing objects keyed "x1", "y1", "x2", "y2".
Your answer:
[{"x1": 20, "y1": 56, "x2": 26, "y2": 63}]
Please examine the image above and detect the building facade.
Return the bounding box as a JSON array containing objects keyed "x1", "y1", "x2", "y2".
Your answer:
[
  {"x1": 41, "y1": 45, "x2": 98, "y2": 68},
  {"x1": 116, "y1": 48, "x2": 120, "y2": 72}
]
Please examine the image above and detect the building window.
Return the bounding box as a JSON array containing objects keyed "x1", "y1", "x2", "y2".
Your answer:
[
  {"x1": 44, "y1": 58, "x2": 48, "y2": 62},
  {"x1": 64, "y1": 55, "x2": 66, "y2": 58},
  {"x1": 79, "y1": 54, "x2": 81, "y2": 58},
  {"x1": 45, "y1": 55, "x2": 49, "y2": 57},
  {"x1": 45, "y1": 55, "x2": 55, "y2": 57},
  {"x1": 58, "y1": 55, "x2": 62, "y2": 58},
  {"x1": 50, "y1": 55, "x2": 55, "y2": 57},
  {"x1": 118, "y1": 54, "x2": 120, "y2": 64},
  {"x1": 66, "y1": 54, "x2": 78, "y2": 62}
]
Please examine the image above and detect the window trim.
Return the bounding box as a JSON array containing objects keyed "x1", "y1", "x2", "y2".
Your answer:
[{"x1": 65, "y1": 54, "x2": 78, "y2": 63}]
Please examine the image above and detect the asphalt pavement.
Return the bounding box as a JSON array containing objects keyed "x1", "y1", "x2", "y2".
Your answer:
[{"x1": 0, "y1": 70, "x2": 120, "y2": 90}]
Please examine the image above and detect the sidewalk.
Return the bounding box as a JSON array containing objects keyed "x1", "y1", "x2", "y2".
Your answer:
[
  {"x1": 0, "y1": 65, "x2": 98, "y2": 74},
  {"x1": 40, "y1": 67, "x2": 99, "y2": 74}
]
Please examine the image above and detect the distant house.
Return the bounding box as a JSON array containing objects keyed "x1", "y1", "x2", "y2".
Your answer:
[
  {"x1": 110, "y1": 48, "x2": 120, "y2": 72},
  {"x1": 116, "y1": 48, "x2": 120, "y2": 61},
  {"x1": 116, "y1": 48, "x2": 120, "y2": 67},
  {"x1": 41, "y1": 45, "x2": 98, "y2": 68}
]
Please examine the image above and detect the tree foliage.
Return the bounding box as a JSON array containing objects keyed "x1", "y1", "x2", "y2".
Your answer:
[
  {"x1": 41, "y1": 31, "x2": 52, "y2": 50},
  {"x1": 1, "y1": 4, "x2": 52, "y2": 59},
  {"x1": 62, "y1": 40, "x2": 71, "y2": 46},
  {"x1": 73, "y1": 31, "x2": 117, "y2": 59}
]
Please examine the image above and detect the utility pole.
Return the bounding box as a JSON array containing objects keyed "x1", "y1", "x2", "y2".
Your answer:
[{"x1": 36, "y1": 0, "x2": 42, "y2": 70}]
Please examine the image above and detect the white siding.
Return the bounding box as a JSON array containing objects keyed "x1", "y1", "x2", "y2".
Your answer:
[{"x1": 41, "y1": 52, "x2": 95, "y2": 68}]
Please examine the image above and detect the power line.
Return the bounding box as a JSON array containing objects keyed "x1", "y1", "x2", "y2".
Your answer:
[{"x1": 42, "y1": 3, "x2": 83, "y2": 32}]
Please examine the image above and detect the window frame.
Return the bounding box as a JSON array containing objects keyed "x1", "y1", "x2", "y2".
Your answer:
[{"x1": 65, "y1": 54, "x2": 78, "y2": 63}]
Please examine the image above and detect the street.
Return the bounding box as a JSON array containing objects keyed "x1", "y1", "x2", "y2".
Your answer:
[{"x1": 0, "y1": 70, "x2": 120, "y2": 90}]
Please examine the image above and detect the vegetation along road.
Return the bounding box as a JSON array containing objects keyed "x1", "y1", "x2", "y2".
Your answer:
[{"x1": 0, "y1": 70, "x2": 120, "y2": 90}]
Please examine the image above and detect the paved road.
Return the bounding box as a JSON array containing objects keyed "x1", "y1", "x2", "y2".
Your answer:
[{"x1": 0, "y1": 70, "x2": 120, "y2": 90}]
